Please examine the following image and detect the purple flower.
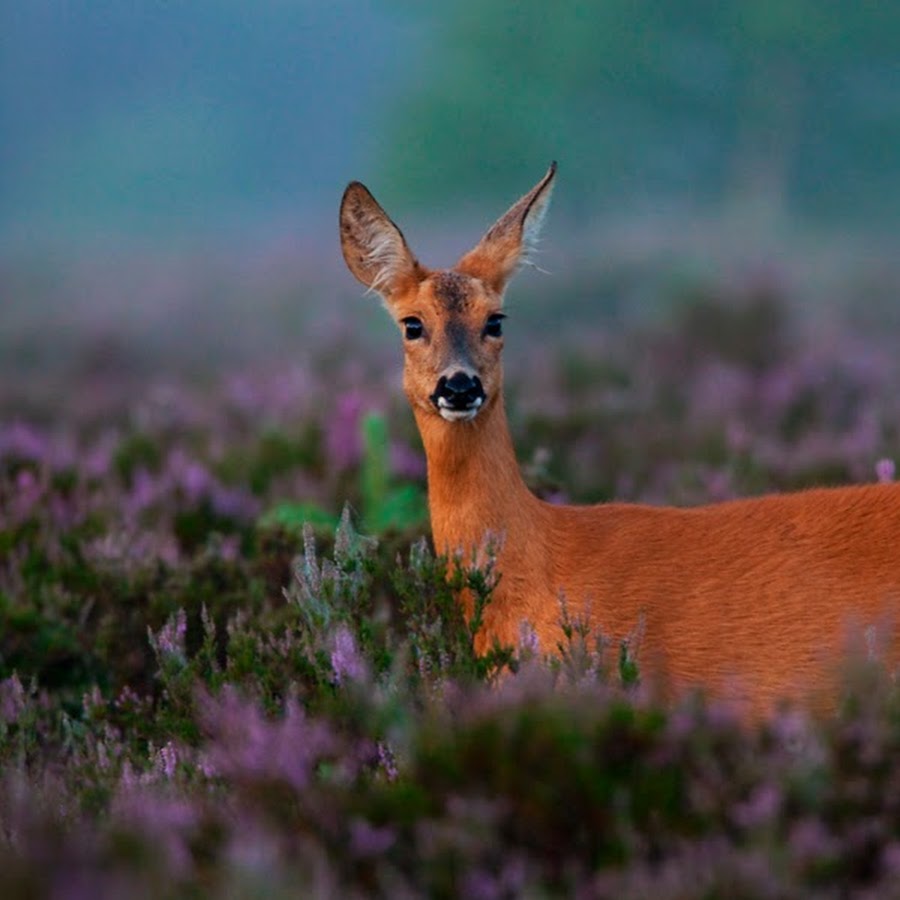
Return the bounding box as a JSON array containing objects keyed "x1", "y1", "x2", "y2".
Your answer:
[
  {"x1": 0, "y1": 421, "x2": 49, "y2": 463},
  {"x1": 732, "y1": 783, "x2": 782, "y2": 830},
  {"x1": 0, "y1": 674, "x2": 25, "y2": 724},
  {"x1": 15, "y1": 469, "x2": 37, "y2": 493},
  {"x1": 460, "y1": 856, "x2": 527, "y2": 900},
  {"x1": 82, "y1": 685, "x2": 104, "y2": 716},
  {"x1": 789, "y1": 817, "x2": 839, "y2": 865},
  {"x1": 330, "y1": 625, "x2": 365, "y2": 686},
  {"x1": 151, "y1": 609, "x2": 187, "y2": 662},
  {"x1": 111, "y1": 787, "x2": 198, "y2": 877},
  {"x1": 11, "y1": 469, "x2": 43, "y2": 521},
  {"x1": 881, "y1": 842, "x2": 900, "y2": 876},
  {"x1": 517, "y1": 621, "x2": 540, "y2": 658},
  {"x1": 377, "y1": 741, "x2": 398, "y2": 782},
  {"x1": 210, "y1": 484, "x2": 260, "y2": 521},
  {"x1": 180, "y1": 461, "x2": 212, "y2": 502},
  {"x1": 157, "y1": 741, "x2": 179, "y2": 780},
  {"x1": 166, "y1": 450, "x2": 210, "y2": 502},
  {"x1": 325, "y1": 390, "x2": 367, "y2": 470},
  {"x1": 127, "y1": 468, "x2": 159, "y2": 515},
  {"x1": 349, "y1": 818, "x2": 396, "y2": 857},
  {"x1": 876, "y1": 457, "x2": 895, "y2": 483},
  {"x1": 214, "y1": 535, "x2": 240, "y2": 561},
  {"x1": 198, "y1": 687, "x2": 338, "y2": 792},
  {"x1": 84, "y1": 431, "x2": 117, "y2": 478},
  {"x1": 389, "y1": 441, "x2": 426, "y2": 479}
]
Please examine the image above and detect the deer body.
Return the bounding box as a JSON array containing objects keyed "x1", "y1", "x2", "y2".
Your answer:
[{"x1": 340, "y1": 163, "x2": 900, "y2": 713}]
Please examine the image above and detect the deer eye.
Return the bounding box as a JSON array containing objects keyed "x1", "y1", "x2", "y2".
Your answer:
[
  {"x1": 401, "y1": 317, "x2": 424, "y2": 340},
  {"x1": 484, "y1": 313, "x2": 505, "y2": 339}
]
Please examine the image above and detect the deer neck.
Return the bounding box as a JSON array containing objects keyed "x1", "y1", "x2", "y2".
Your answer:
[{"x1": 413, "y1": 396, "x2": 538, "y2": 558}]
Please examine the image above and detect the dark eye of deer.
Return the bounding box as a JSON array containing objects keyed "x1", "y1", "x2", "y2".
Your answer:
[
  {"x1": 484, "y1": 314, "x2": 505, "y2": 338},
  {"x1": 402, "y1": 317, "x2": 424, "y2": 340}
]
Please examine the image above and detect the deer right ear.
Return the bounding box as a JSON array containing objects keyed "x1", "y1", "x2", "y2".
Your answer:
[
  {"x1": 457, "y1": 162, "x2": 556, "y2": 296},
  {"x1": 340, "y1": 182, "x2": 422, "y2": 298}
]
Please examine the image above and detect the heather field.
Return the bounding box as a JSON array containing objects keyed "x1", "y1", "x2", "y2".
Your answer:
[{"x1": 4, "y1": 252, "x2": 900, "y2": 898}]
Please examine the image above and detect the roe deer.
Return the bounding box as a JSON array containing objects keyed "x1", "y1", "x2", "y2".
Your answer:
[{"x1": 339, "y1": 162, "x2": 900, "y2": 714}]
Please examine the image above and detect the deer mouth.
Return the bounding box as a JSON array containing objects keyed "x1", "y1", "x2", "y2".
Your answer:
[
  {"x1": 435, "y1": 395, "x2": 484, "y2": 422},
  {"x1": 430, "y1": 372, "x2": 486, "y2": 422}
]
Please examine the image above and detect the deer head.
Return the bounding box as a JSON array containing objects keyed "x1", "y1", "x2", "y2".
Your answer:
[{"x1": 339, "y1": 163, "x2": 556, "y2": 423}]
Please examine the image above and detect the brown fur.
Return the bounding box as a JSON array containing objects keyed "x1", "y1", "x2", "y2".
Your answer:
[
  {"x1": 339, "y1": 164, "x2": 900, "y2": 716},
  {"x1": 431, "y1": 271, "x2": 471, "y2": 312}
]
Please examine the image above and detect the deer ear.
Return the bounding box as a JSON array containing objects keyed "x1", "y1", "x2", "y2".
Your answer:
[
  {"x1": 456, "y1": 162, "x2": 556, "y2": 295},
  {"x1": 340, "y1": 182, "x2": 423, "y2": 298}
]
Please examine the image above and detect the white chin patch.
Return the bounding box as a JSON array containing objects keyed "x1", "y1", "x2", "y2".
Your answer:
[{"x1": 437, "y1": 396, "x2": 483, "y2": 422}]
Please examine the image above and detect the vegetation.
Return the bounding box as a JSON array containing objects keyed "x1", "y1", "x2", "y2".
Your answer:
[
  {"x1": 5, "y1": 2, "x2": 900, "y2": 237},
  {"x1": 385, "y1": 0, "x2": 900, "y2": 225},
  {"x1": 3, "y1": 269, "x2": 900, "y2": 896}
]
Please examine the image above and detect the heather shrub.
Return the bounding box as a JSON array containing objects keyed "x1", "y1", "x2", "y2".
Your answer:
[{"x1": 2, "y1": 282, "x2": 900, "y2": 895}]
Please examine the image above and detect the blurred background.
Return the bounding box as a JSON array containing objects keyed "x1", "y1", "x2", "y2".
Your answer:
[{"x1": 3, "y1": 1, "x2": 900, "y2": 416}]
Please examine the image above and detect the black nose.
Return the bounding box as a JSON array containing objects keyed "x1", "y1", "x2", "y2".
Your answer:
[{"x1": 431, "y1": 371, "x2": 485, "y2": 410}]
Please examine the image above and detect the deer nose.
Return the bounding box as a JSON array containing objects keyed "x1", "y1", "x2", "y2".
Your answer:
[{"x1": 431, "y1": 371, "x2": 485, "y2": 410}]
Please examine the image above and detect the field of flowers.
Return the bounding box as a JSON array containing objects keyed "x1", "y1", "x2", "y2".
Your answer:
[{"x1": 3, "y1": 257, "x2": 900, "y2": 897}]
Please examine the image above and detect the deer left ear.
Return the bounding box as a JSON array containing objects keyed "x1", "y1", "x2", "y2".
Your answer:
[
  {"x1": 456, "y1": 162, "x2": 556, "y2": 295},
  {"x1": 340, "y1": 181, "x2": 423, "y2": 300}
]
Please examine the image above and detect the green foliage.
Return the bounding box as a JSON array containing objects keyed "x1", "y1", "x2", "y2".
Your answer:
[
  {"x1": 0, "y1": 594, "x2": 93, "y2": 696},
  {"x1": 257, "y1": 500, "x2": 338, "y2": 532},
  {"x1": 384, "y1": 0, "x2": 900, "y2": 225},
  {"x1": 113, "y1": 433, "x2": 163, "y2": 484},
  {"x1": 259, "y1": 411, "x2": 427, "y2": 537},
  {"x1": 360, "y1": 412, "x2": 428, "y2": 534},
  {"x1": 392, "y1": 538, "x2": 514, "y2": 684},
  {"x1": 230, "y1": 427, "x2": 324, "y2": 494}
]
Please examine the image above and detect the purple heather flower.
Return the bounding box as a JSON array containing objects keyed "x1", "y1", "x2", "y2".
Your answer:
[
  {"x1": 11, "y1": 469, "x2": 42, "y2": 522},
  {"x1": 210, "y1": 484, "x2": 260, "y2": 521},
  {"x1": 881, "y1": 842, "x2": 900, "y2": 877},
  {"x1": 325, "y1": 390, "x2": 367, "y2": 470},
  {"x1": 0, "y1": 421, "x2": 49, "y2": 462},
  {"x1": 876, "y1": 457, "x2": 895, "y2": 483},
  {"x1": 152, "y1": 609, "x2": 187, "y2": 661},
  {"x1": 376, "y1": 741, "x2": 398, "y2": 782},
  {"x1": 157, "y1": 741, "x2": 179, "y2": 780},
  {"x1": 197, "y1": 753, "x2": 218, "y2": 780},
  {"x1": 83, "y1": 431, "x2": 117, "y2": 478},
  {"x1": 95, "y1": 741, "x2": 111, "y2": 772},
  {"x1": 349, "y1": 818, "x2": 396, "y2": 857},
  {"x1": 330, "y1": 625, "x2": 365, "y2": 686},
  {"x1": 82, "y1": 685, "x2": 104, "y2": 716},
  {"x1": 725, "y1": 420, "x2": 751, "y2": 454},
  {"x1": 214, "y1": 535, "x2": 240, "y2": 561},
  {"x1": 198, "y1": 687, "x2": 338, "y2": 793},
  {"x1": 461, "y1": 859, "x2": 528, "y2": 900},
  {"x1": 114, "y1": 685, "x2": 143, "y2": 711},
  {"x1": 166, "y1": 450, "x2": 210, "y2": 502},
  {"x1": 15, "y1": 468, "x2": 37, "y2": 493},
  {"x1": 119, "y1": 760, "x2": 139, "y2": 792},
  {"x1": 692, "y1": 362, "x2": 749, "y2": 420},
  {"x1": 181, "y1": 460, "x2": 212, "y2": 502},
  {"x1": 518, "y1": 621, "x2": 540, "y2": 658},
  {"x1": 0, "y1": 674, "x2": 25, "y2": 724},
  {"x1": 732, "y1": 783, "x2": 782, "y2": 831},
  {"x1": 111, "y1": 787, "x2": 198, "y2": 877},
  {"x1": 389, "y1": 441, "x2": 426, "y2": 479},
  {"x1": 789, "y1": 817, "x2": 839, "y2": 865},
  {"x1": 225, "y1": 372, "x2": 259, "y2": 413}
]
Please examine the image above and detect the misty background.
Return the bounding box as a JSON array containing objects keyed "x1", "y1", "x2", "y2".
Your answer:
[{"x1": 3, "y1": 1, "x2": 900, "y2": 406}]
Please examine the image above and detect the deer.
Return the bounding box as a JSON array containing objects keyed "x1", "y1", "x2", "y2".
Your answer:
[{"x1": 339, "y1": 162, "x2": 900, "y2": 715}]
